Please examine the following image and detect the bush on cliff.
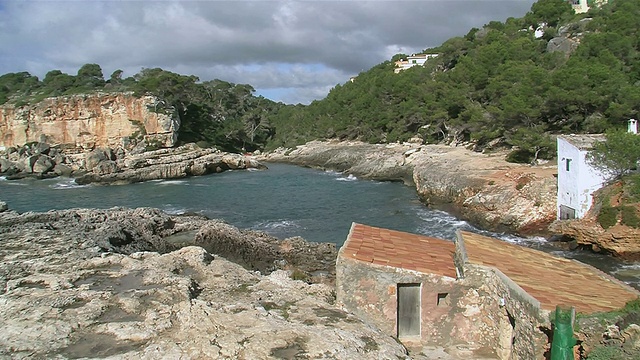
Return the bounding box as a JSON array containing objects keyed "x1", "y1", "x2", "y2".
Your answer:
[{"x1": 597, "y1": 205, "x2": 618, "y2": 229}]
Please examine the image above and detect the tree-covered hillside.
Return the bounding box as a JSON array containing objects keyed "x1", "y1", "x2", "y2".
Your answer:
[
  {"x1": 1, "y1": 0, "x2": 638, "y2": 160},
  {"x1": 0, "y1": 65, "x2": 280, "y2": 152},
  {"x1": 267, "y1": 0, "x2": 640, "y2": 162}
]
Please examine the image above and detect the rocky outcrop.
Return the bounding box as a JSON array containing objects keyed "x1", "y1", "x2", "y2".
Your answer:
[
  {"x1": 75, "y1": 143, "x2": 266, "y2": 185},
  {"x1": 0, "y1": 205, "x2": 406, "y2": 359},
  {"x1": 549, "y1": 219, "x2": 640, "y2": 259},
  {"x1": 260, "y1": 141, "x2": 557, "y2": 235},
  {"x1": 0, "y1": 142, "x2": 266, "y2": 184},
  {"x1": 0, "y1": 92, "x2": 179, "y2": 149}
]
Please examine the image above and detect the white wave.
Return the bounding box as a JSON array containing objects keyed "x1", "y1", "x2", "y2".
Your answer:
[
  {"x1": 156, "y1": 180, "x2": 188, "y2": 186},
  {"x1": 336, "y1": 174, "x2": 358, "y2": 182},
  {"x1": 251, "y1": 219, "x2": 301, "y2": 231},
  {"x1": 49, "y1": 178, "x2": 88, "y2": 189},
  {"x1": 414, "y1": 208, "x2": 545, "y2": 244},
  {"x1": 0, "y1": 176, "x2": 6, "y2": 181},
  {"x1": 162, "y1": 205, "x2": 187, "y2": 215},
  {"x1": 323, "y1": 170, "x2": 342, "y2": 176}
]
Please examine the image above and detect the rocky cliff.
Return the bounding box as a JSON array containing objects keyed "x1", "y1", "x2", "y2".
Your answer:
[
  {"x1": 260, "y1": 141, "x2": 557, "y2": 236},
  {"x1": 0, "y1": 92, "x2": 179, "y2": 149}
]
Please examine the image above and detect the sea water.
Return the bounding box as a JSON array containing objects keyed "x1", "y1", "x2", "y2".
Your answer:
[{"x1": 1, "y1": 163, "x2": 638, "y2": 288}]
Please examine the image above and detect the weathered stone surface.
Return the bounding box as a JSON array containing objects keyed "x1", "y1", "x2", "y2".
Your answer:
[
  {"x1": 32, "y1": 155, "x2": 54, "y2": 174},
  {"x1": 0, "y1": 201, "x2": 6, "y2": 212},
  {"x1": 0, "y1": 92, "x2": 180, "y2": 149},
  {"x1": 0, "y1": 206, "x2": 406, "y2": 359},
  {"x1": 550, "y1": 219, "x2": 640, "y2": 260},
  {"x1": 75, "y1": 143, "x2": 267, "y2": 185},
  {"x1": 260, "y1": 141, "x2": 557, "y2": 235}
]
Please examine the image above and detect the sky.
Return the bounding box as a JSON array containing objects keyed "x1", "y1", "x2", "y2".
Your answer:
[{"x1": 0, "y1": 0, "x2": 537, "y2": 105}]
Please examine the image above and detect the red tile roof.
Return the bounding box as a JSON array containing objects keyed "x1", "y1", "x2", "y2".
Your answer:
[
  {"x1": 459, "y1": 231, "x2": 640, "y2": 314},
  {"x1": 340, "y1": 223, "x2": 456, "y2": 278}
]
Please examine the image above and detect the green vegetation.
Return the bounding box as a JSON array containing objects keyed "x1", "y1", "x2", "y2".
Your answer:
[
  {"x1": 581, "y1": 298, "x2": 640, "y2": 359},
  {"x1": 265, "y1": 0, "x2": 640, "y2": 160},
  {"x1": 597, "y1": 205, "x2": 618, "y2": 229},
  {"x1": 1, "y1": 0, "x2": 639, "y2": 158},
  {"x1": 588, "y1": 130, "x2": 640, "y2": 181},
  {"x1": 0, "y1": 65, "x2": 280, "y2": 153}
]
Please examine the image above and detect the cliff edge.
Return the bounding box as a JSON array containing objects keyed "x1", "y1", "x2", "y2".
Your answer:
[{"x1": 0, "y1": 92, "x2": 179, "y2": 150}]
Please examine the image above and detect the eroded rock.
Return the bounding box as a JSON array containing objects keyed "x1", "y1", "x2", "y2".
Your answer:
[{"x1": 0, "y1": 206, "x2": 405, "y2": 359}]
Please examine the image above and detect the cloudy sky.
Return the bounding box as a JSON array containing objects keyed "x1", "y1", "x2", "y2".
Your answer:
[{"x1": 0, "y1": 0, "x2": 536, "y2": 104}]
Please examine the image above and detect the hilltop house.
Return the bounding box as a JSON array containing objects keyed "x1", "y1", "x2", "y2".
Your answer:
[
  {"x1": 568, "y1": 0, "x2": 609, "y2": 13},
  {"x1": 394, "y1": 53, "x2": 439, "y2": 73},
  {"x1": 336, "y1": 223, "x2": 638, "y2": 359}
]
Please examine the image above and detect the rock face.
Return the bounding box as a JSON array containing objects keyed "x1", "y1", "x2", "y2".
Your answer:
[
  {"x1": 549, "y1": 213, "x2": 640, "y2": 260},
  {"x1": 260, "y1": 141, "x2": 557, "y2": 235},
  {"x1": 0, "y1": 206, "x2": 407, "y2": 359},
  {"x1": 0, "y1": 92, "x2": 179, "y2": 149}
]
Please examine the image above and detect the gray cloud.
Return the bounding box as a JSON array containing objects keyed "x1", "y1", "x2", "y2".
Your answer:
[{"x1": 0, "y1": 0, "x2": 536, "y2": 104}]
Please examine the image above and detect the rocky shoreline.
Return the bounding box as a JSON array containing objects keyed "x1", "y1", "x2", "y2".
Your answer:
[
  {"x1": 259, "y1": 140, "x2": 557, "y2": 236},
  {"x1": 0, "y1": 204, "x2": 414, "y2": 359},
  {"x1": 0, "y1": 142, "x2": 265, "y2": 185}
]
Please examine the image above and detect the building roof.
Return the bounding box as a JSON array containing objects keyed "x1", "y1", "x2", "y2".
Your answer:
[
  {"x1": 458, "y1": 231, "x2": 639, "y2": 314},
  {"x1": 340, "y1": 223, "x2": 457, "y2": 278},
  {"x1": 558, "y1": 134, "x2": 605, "y2": 150}
]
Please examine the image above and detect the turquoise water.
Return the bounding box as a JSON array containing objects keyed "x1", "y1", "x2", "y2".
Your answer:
[{"x1": 1, "y1": 162, "x2": 639, "y2": 288}]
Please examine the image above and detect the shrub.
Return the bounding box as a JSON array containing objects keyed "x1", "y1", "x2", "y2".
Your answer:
[
  {"x1": 597, "y1": 205, "x2": 618, "y2": 229},
  {"x1": 620, "y1": 206, "x2": 640, "y2": 228},
  {"x1": 290, "y1": 269, "x2": 309, "y2": 282},
  {"x1": 506, "y1": 149, "x2": 533, "y2": 164},
  {"x1": 586, "y1": 345, "x2": 625, "y2": 360}
]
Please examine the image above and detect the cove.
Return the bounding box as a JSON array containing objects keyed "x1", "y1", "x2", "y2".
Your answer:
[{"x1": 1, "y1": 162, "x2": 638, "y2": 288}]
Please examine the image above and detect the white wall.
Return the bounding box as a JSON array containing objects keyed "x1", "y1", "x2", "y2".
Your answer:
[{"x1": 557, "y1": 137, "x2": 609, "y2": 219}]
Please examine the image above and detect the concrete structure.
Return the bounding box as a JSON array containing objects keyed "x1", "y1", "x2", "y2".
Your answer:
[
  {"x1": 394, "y1": 53, "x2": 439, "y2": 73},
  {"x1": 556, "y1": 134, "x2": 608, "y2": 219},
  {"x1": 336, "y1": 223, "x2": 639, "y2": 359}
]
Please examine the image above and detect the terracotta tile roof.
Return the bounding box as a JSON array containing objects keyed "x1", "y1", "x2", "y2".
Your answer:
[
  {"x1": 340, "y1": 223, "x2": 456, "y2": 278},
  {"x1": 459, "y1": 231, "x2": 640, "y2": 314}
]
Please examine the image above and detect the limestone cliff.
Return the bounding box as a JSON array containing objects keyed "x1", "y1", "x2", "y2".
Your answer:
[{"x1": 0, "y1": 92, "x2": 179, "y2": 149}]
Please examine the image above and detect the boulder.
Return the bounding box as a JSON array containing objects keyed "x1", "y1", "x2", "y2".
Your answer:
[
  {"x1": 85, "y1": 147, "x2": 115, "y2": 171},
  {"x1": 0, "y1": 201, "x2": 7, "y2": 212},
  {"x1": 30, "y1": 142, "x2": 50, "y2": 155},
  {"x1": 53, "y1": 163, "x2": 73, "y2": 177},
  {"x1": 92, "y1": 160, "x2": 118, "y2": 175},
  {"x1": 32, "y1": 155, "x2": 55, "y2": 174}
]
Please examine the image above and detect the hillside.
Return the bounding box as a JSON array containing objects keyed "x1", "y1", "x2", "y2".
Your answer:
[
  {"x1": 1, "y1": 0, "x2": 639, "y2": 162},
  {"x1": 266, "y1": 0, "x2": 640, "y2": 163}
]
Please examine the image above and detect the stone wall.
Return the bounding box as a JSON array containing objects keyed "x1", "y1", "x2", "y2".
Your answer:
[
  {"x1": 455, "y1": 234, "x2": 551, "y2": 360},
  {"x1": 0, "y1": 92, "x2": 179, "y2": 149},
  {"x1": 336, "y1": 256, "x2": 508, "y2": 354}
]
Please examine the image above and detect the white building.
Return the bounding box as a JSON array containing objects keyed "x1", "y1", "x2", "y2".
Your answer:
[
  {"x1": 394, "y1": 53, "x2": 439, "y2": 73},
  {"x1": 556, "y1": 134, "x2": 608, "y2": 219}
]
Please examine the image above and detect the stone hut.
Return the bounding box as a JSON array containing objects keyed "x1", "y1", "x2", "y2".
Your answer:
[{"x1": 336, "y1": 223, "x2": 640, "y2": 359}]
